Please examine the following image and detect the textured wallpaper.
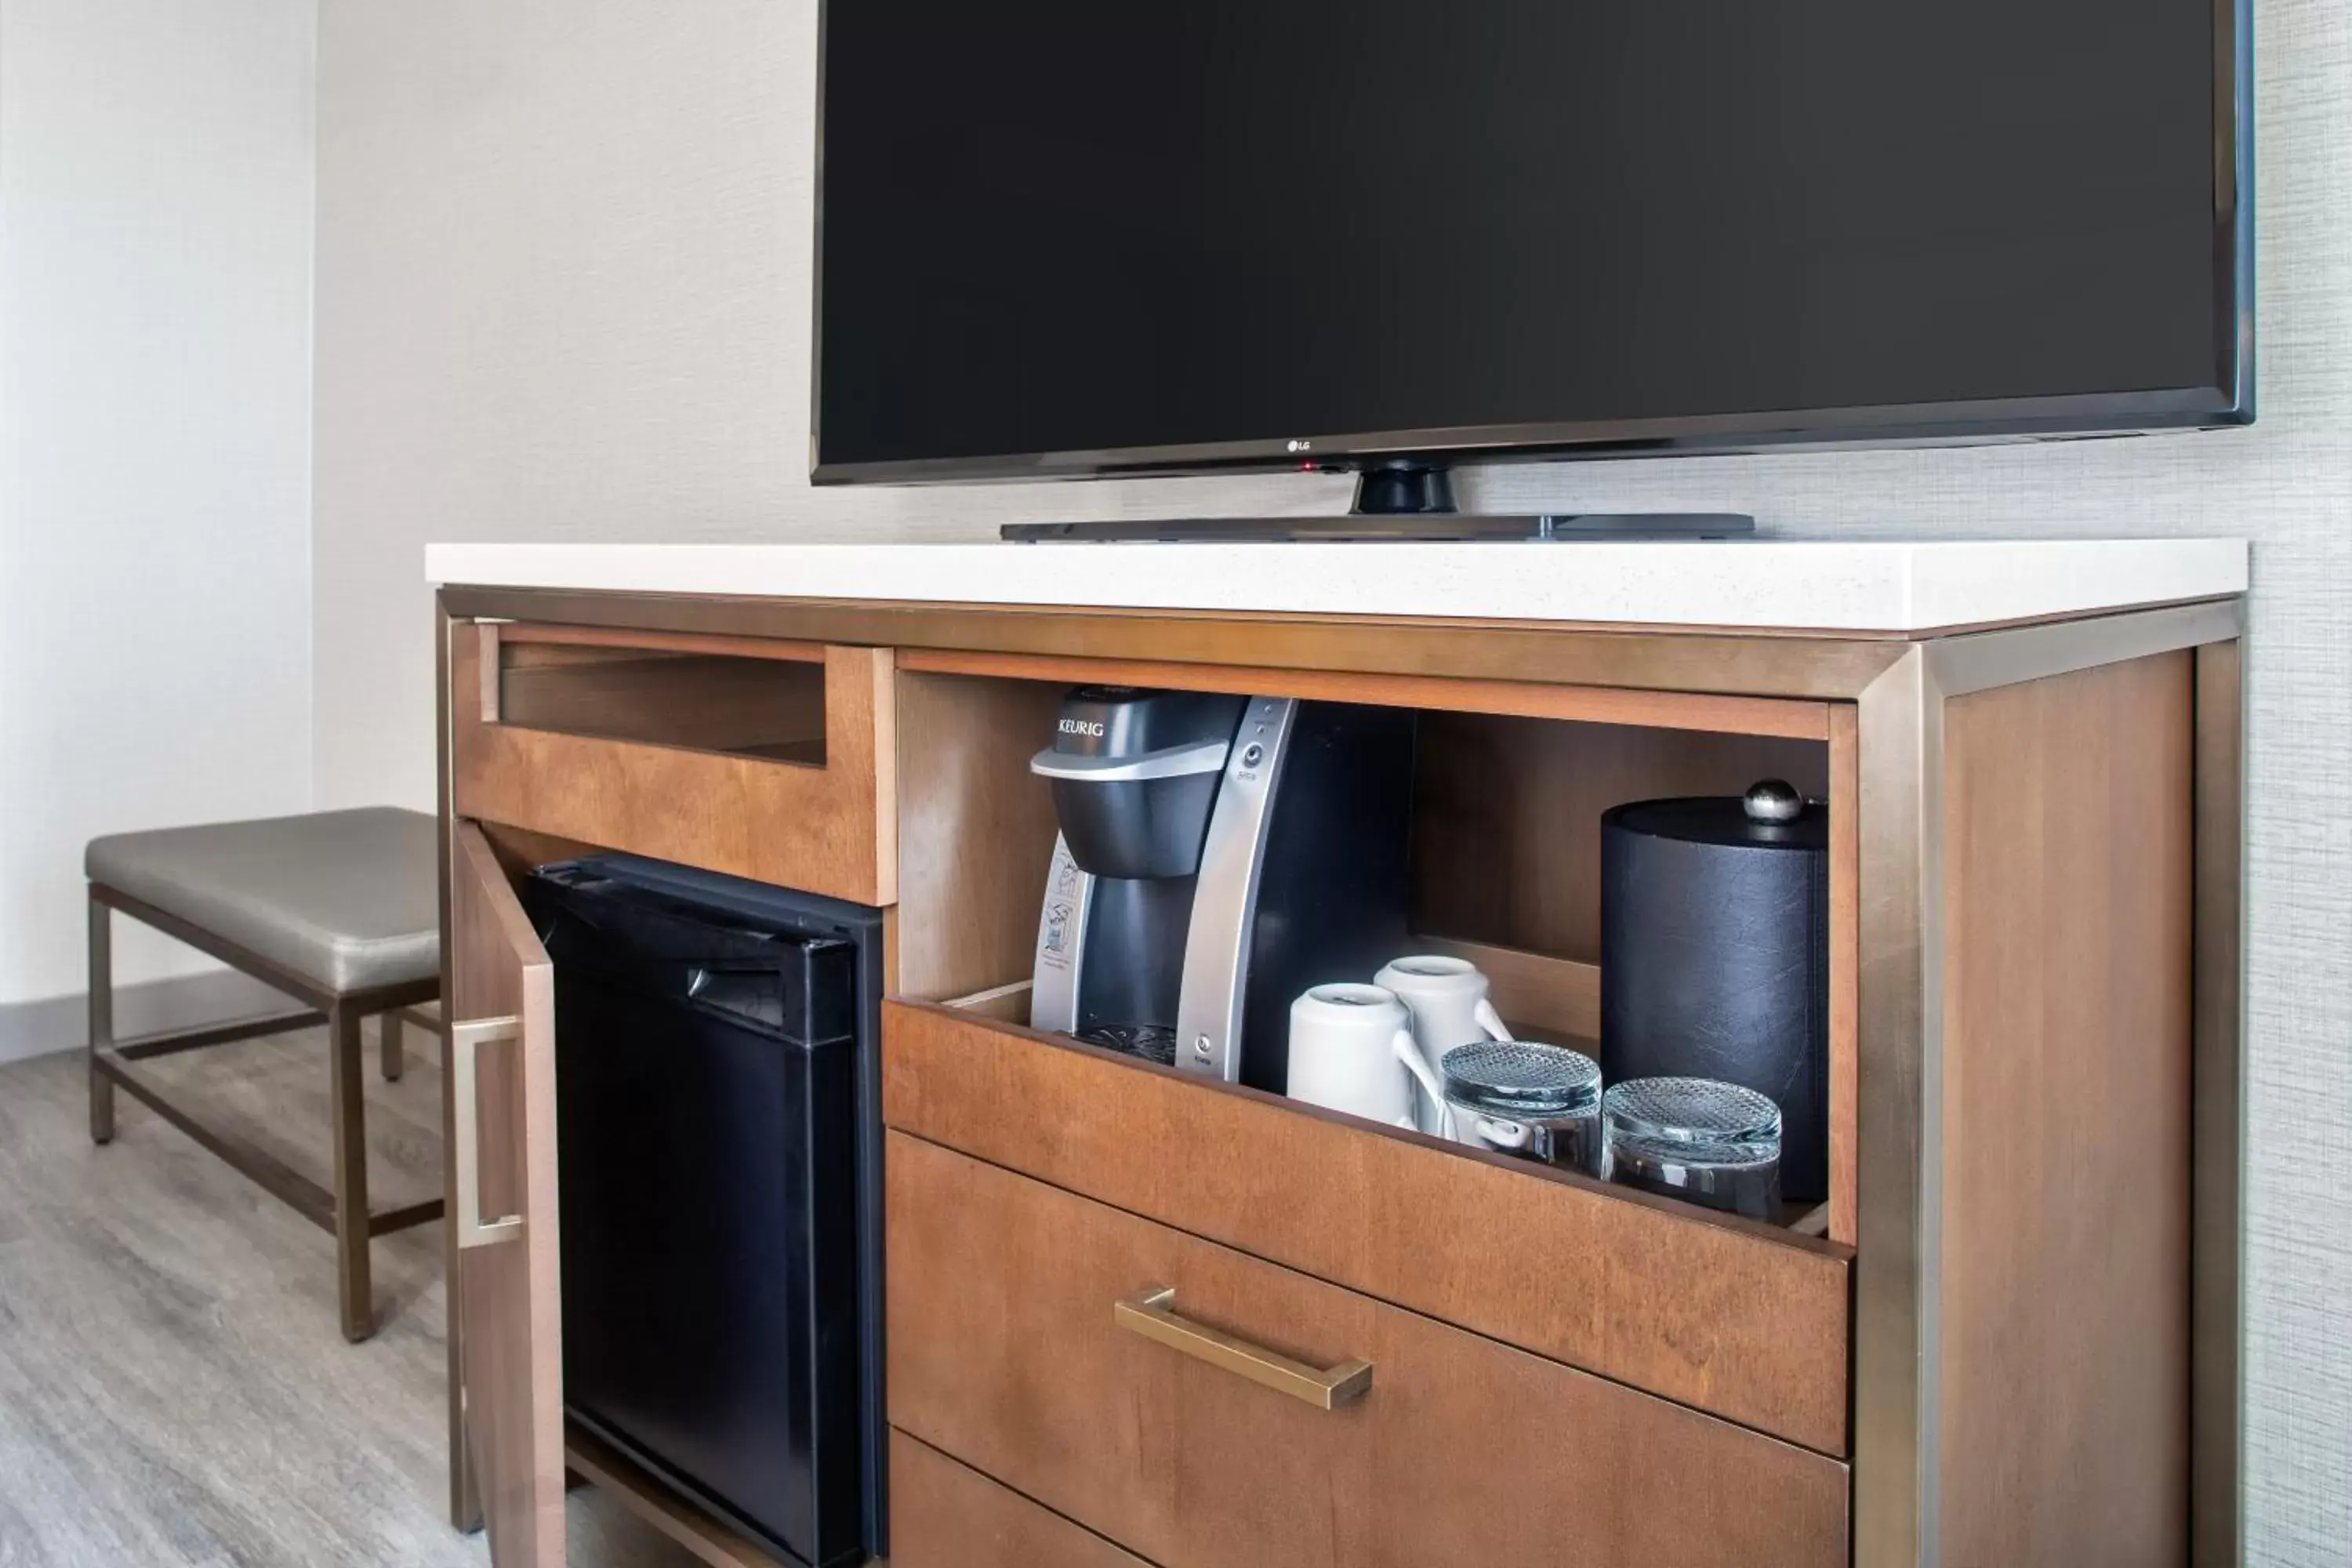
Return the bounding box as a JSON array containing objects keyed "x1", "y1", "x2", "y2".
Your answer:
[
  {"x1": 313, "y1": 2, "x2": 2350, "y2": 1557},
  {"x1": 1473, "y1": 11, "x2": 2352, "y2": 1558}
]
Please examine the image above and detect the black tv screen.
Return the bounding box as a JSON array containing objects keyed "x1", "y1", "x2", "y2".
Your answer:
[{"x1": 815, "y1": 1, "x2": 2249, "y2": 482}]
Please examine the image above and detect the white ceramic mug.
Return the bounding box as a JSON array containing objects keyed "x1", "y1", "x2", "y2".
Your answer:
[
  {"x1": 1287, "y1": 983, "x2": 1451, "y2": 1135},
  {"x1": 1374, "y1": 955, "x2": 1513, "y2": 1136}
]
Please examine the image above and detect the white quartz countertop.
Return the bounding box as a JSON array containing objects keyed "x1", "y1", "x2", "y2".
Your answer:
[{"x1": 426, "y1": 538, "x2": 2248, "y2": 634}]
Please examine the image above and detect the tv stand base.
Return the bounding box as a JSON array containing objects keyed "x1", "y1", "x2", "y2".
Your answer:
[{"x1": 1000, "y1": 514, "x2": 1755, "y2": 543}]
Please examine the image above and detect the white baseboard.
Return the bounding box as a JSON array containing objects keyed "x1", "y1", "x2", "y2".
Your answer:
[{"x1": 0, "y1": 970, "x2": 292, "y2": 1066}]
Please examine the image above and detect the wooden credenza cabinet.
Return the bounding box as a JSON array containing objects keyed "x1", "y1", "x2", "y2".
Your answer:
[{"x1": 434, "y1": 575, "x2": 2243, "y2": 1568}]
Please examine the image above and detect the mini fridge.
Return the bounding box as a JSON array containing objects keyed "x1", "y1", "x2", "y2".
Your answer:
[{"x1": 524, "y1": 855, "x2": 884, "y2": 1568}]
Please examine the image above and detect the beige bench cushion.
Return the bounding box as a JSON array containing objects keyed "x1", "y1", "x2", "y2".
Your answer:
[{"x1": 87, "y1": 808, "x2": 440, "y2": 995}]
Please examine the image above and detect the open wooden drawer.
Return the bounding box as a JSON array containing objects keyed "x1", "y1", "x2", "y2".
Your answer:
[
  {"x1": 452, "y1": 622, "x2": 896, "y2": 906},
  {"x1": 890, "y1": 1431, "x2": 1151, "y2": 1568},
  {"x1": 884, "y1": 996, "x2": 1852, "y2": 1455},
  {"x1": 887, "y1": 1128, "x2": 1850, "y2": 1566}
]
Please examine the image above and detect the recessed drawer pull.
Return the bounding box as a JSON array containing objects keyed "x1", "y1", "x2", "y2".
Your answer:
[{"x1": 1113, "y1": 1286, "x2": 1373, "y2": 1409}]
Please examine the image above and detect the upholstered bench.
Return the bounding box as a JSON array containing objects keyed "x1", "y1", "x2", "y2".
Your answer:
[{"x1": 85, "y1": 807, "x2": 444, "y2": 1341}]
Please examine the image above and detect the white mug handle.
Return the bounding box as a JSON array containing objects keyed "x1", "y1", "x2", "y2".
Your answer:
[
  {"x1": 1475, "y1": 1116, "x2": 1533, "y2": 1151},
  {"x1": 1391, "y1": 1029, "x2": 1456, "y2": 1140},
  {"x1": 1473, "y1": 998, "x2": 1513, "y2": 1042}
]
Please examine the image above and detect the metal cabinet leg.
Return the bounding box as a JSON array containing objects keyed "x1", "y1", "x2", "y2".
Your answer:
[
  {"x1": 89, "y1": 895, "x2": 114, "y2": 1145},
  {"x1": 329, "y1": 1004, "x2": 373, "y2": 1342}
]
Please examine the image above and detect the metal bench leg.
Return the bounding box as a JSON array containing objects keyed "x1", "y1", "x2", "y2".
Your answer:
[
  {"x1": 380, "y1": 1009, "x2": 405, "y2": 1083},
  {"x1": 329, "y1": 1002, "x2": 373, "y2": 1342},
  {"x1": 89, "y1": 895, "x2": 115, "y2": 1145}
]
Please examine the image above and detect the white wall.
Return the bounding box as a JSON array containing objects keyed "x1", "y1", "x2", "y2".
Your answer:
[
  {"x1": 0, "y1": 0, "x2": 317, "y2": 1058},
  {"x1": 309, "y1": 0, "x2": 1350, "y2": 815},
  {"x1": 310, "y1": 2, "x2": 2350, "y2": 1558}
]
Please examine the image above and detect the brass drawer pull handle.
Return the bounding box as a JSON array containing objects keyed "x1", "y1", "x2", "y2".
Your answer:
[
  {"x1": 452, "y1": 1016, "x2": 525, "y2": 1250},
  {"x1": 1113, "y1": 1287, "x2": 1373, "y2": 1409}
]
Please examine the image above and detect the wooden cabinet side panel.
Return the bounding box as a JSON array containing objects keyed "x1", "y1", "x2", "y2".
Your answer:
[
  {"x1": 887, "y1": 1131, "x2": 1848, "y2": 1568},
  {"x1": 450, "y1": 823, "x2": 568, "y2": 1568},
  {"x1": 891, "y1": 671, "x2": 1063, "y2": 1000},
  {"x1": 889, "y1": 1430, "x2": 1152, "y2": 1568},
  {"x1": 1939, "y1": 652, "x2": 2194, "y2": 1566},
  {"x1": 884, "y1": 1000, "x2": 1851, "y2": 1455}
]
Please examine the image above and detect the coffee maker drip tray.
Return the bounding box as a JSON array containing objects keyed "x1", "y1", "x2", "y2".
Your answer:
[{"x1": 1073, "y1": 1022, "x2": 1179, "y2": 1066}]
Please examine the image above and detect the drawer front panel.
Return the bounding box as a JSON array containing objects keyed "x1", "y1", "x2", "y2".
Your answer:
[
  {"x1": 883, "y1": 1000, "x2": 1851, "y2": 1454},
  {"x1": 452, "y1": 624, "x2": 895, "y2": 906},
  {"x1": 890, "y1": 1428, "x2": 1152, "y2": 1568},
  {"x1": 887, "y1": 1130, "x2": 1849, "y2": 1568}
]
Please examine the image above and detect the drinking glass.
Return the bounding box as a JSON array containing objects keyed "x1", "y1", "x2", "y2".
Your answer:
[
  {"x1": 1440, "y1": 1040, "x2": 1603, "y2": 1176},
  {"x1": 1602, "y1": 1077, "x2": 1782, "y2": 1220}
]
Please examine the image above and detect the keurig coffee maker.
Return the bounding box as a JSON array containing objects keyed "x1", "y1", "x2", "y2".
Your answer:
[
  {"x1": 1030, "y1": 686, "x2": 1414, "y2": 1093},
  {"x1": 1030, "y1": 687, "x2": 1243, "y2": 1062}
]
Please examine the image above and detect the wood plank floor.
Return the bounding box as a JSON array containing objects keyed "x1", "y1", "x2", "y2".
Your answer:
[{"x1": 0, "y1": 1032, "x2": 700, "y2": 1567}]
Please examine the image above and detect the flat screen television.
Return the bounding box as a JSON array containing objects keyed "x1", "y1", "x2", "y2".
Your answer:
[{"x1": 814, "y1": 1, "x2": 2251, "y2": 491}]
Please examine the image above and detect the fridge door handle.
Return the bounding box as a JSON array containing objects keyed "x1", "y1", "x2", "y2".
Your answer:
[{"x1": 452, "y1": 1015, "x2": 526, "y2": 1250}]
